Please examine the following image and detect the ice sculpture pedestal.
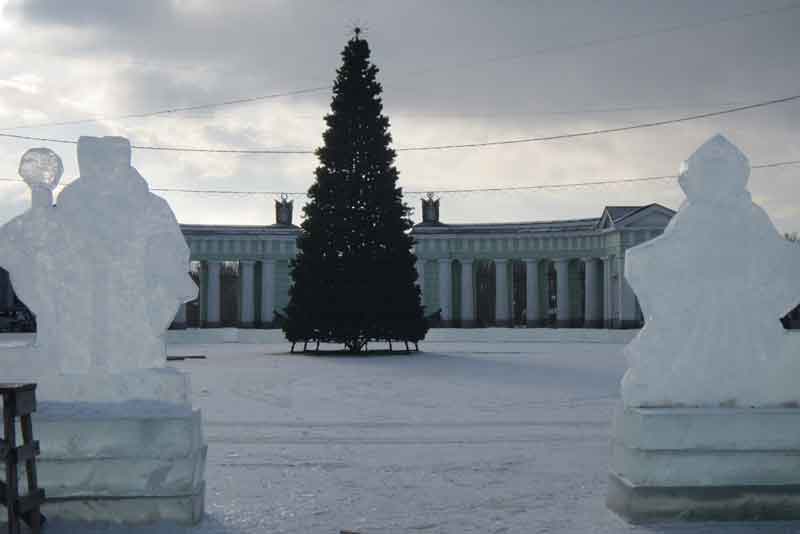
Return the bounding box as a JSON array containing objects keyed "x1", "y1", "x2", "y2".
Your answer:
[
  {"x1": 32, "y1": 392, "x2": 206, "y2": 524},
  {"x1": 0, "y1": 370, "x2": 207, "y2": 524},
  {"x1": 607, "y1": 404, "x2": 800, "y2": 522}
]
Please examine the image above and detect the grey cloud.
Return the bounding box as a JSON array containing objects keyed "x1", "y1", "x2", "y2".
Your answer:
[
  {"x1": 7, "y1": 0, "x2": 174, "y2": 30},
  {"x1": 0, "y1": 0, "x2": 797, "y2": 232}
]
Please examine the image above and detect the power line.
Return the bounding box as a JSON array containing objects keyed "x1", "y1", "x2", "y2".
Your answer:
[
  {"x1": 3, "y1": 2, "x2": 797, "y2": 132},
  {"x1": 0, "y1": 86, "x2": 331, "y2": 132},
  {"x1": 388, "y1": 101, "x2": 748, "y2": 119},
  {"x1": 1, "y1": 92, "x2": 797, "y2": 154},
  {"x1": 396, "y1": 94, "x2": 800, "y2": 151},
  {"x1": 146, "y1": 174, "x2": 678, "y2": 196},
  {"x1": 1, "y1": 159, "x2": 797, "y2": 196},
  {"x1": 154, "y1": 159, "x2": 800, "y2": 195}
]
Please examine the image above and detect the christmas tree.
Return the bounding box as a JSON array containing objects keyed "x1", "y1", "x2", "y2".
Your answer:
[{"x1": 283, "y1": 29, "x2": 428, "y2": 353}]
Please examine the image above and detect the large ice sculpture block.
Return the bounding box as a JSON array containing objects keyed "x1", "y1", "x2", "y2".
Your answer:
[
  {"x1": 35, "y1": 402, "x2": 204, "y2": 524},
  {"x1": 607, "y1": 134, "x2": 800, "y2": 523},
  {"x1": 0, "y1": 402, "x2": 206, "y2": 524},
  {"x1": 607, "y1": 404, "x2": 800, "y2": 522}
]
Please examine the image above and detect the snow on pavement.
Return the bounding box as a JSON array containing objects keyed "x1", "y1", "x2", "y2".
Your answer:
[{"x1": 7, "y1": 328, "x2": 800, "y2": 533}]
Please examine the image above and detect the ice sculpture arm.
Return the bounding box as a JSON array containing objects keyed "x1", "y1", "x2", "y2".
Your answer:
[{"x1": 766, "y1": 239, "x2": 800, "y2": 317}]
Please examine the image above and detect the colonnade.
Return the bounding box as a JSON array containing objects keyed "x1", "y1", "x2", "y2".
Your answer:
[
  {"x1": 176, "y1": 259, "x2": 279, "y2": 328},
  {"x1": 417, "y1": 255, "x2": 640, "y2": 329}
]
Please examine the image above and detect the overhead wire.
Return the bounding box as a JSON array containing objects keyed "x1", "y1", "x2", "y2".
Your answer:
[
  {"x1": 0, "y1": 92, "x2": 798, "y2": 154},
  {"x1": 0, "y1": 159, "x2": 797, "y2": 196},
  {"x1": 395, "y1": 94, "x2": 800, "y2": 152},
  {"x1": 2, "y1": 1, "x2": 798, "y2": 132},
  {"x1": 0, "y1": 86, "x2": 331, "y2": 132}
]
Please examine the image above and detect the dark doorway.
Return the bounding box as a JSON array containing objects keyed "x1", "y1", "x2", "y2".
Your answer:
[
  {"x1": 475, "y1": 260, "x2": 495, "y2": 327},
  {"x1": 545, "y1": 262, "x2": 557, "y2": 326},
  {"x1": 512, "y1": 260, "x2": 526, "y2": 326},
  {"x1": 220, "y1": 261, "x2": 240, "y2": 326}
]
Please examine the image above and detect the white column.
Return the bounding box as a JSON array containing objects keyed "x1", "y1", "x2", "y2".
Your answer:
[
  {"x1": 206, "y1": 260, "x2": 222, "y2": 327},
  {"x1": 495, "y1": 258, "x2": 510, "y2": 326},
  {"x1": 602, "y1": 256, "x2": 612, "y2": 328},
  {"x1": 617, "y1": 254, "x2": 637, "y2": 328},
  {"x1": 460, "y1": 259, "x2": 475, "y2": 327},
  {"x1": 524, "y1": 259, "x2": 540, "y2": 327},
  {"x1": 582, "y1": 257, "x2": 601, "y2": 328},
  {"x1": 415, "y1": 259, "x2": 426, "y2": 308},
  {"x1": 438, "y1": 259, "x2": 452, "y2": 325},
  {"x1": 261, "y1": 260, "x2": 276, "y2": 327},
  {"x1": 240, "y1": 260, "x2": 255, "y2": 327},
  {"x1": 554, "y1": 258, "x2": 571, "y2": 328}
]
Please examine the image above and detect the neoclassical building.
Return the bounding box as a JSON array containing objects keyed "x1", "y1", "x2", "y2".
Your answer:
[
  {"x1": 411, "y1": 197, "x2": 675, "y2": 329},
  {"x1": 2, "y1": 197, "x2": 799, "y2": 330},
  {"x1": 173, "y1": 197, "x2": 677, "y2": 330}
]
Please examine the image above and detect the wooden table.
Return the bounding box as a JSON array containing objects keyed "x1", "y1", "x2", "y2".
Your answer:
[{"x1": 0, "y1": 384, "x2": 44, "y2": 534}]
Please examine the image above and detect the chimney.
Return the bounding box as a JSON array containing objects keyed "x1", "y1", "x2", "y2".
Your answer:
[
  {"x1": 275, "y1": 194, "x2": 293, "y2": 225},
  {"x1": 421, "y1": 193, "x2": 440, "y2": 224}
]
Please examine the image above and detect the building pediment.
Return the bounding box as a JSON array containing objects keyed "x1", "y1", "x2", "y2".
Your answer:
[
  {"x1": 615, "y1": 204, "x2": 675, "y2": 229},
  {"x1": 597, "y1": 211, "x2": 615, "y2": 230}
]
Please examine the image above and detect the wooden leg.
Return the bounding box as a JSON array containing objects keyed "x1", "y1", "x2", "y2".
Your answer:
[
  {"x1": 20, "y1": 415, "x2": 41, "y2": 534},
  {"x1": 4, "y1": 396, "x2": 19, "y2": 534}
]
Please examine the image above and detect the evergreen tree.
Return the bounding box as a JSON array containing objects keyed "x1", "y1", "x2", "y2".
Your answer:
[{"x1": 284, "y1": 29, "x2": 428, "y2": 353}]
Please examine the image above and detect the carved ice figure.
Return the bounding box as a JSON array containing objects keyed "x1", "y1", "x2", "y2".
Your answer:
[
  {"x1": 0, "y1": 136, "x2": 197, "y2": 374},
  {"x1": 0, "y1": 139, "x2": 206, "y2": 525},
  {"x1": 0, "y1": 149, "x2": 64, "y2": 358},
  {"x1": 622, "y1": 134, "x2": 800, "y2": 407}
]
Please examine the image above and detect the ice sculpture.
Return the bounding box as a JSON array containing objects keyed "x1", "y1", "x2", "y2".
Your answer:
[
  {"x1": 0, "y1": 136, "x2": 197, "y2": 374},
  {"x1": 621, "y1": 134, "x2": 800, "y2": 407},
  {"x1": 0, "y1": 137, "x2": 205, "y2": 524}
]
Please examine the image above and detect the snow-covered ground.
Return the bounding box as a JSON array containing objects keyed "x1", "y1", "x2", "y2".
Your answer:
[{"x1": 5, "y1": 328, "x2": 800, "y2": 533}]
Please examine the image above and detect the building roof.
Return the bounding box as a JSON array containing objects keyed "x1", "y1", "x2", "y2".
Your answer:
[
  {"x1": 180, "y1": 223, "x2": 300, "y2": 237},
  {"x1": 597, "y1": 203, "x2": 675, "y2": 228},
  {"x1": 412, "y1": 217, "x2": 600, "y2": 235},
  {"x1": 411, "y1": 204, "x2": 675, "y2": 236},
  {"x1": 604, "y1": 206, "x2": 643, "y2": 222},
  {"x1": 412, "y1": 203, "x2": 674, "y2": 234}
]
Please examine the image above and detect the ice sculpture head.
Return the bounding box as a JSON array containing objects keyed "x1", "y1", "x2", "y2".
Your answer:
[
  {"x1": 78, "y1": 136, "x2": 132, "y2": 179},
  {"x1": 19, "y1": 148, "x2": 63, "y2": 209},
  {"x1": 678, "y1": 134, "x2": 750, "y2": 204},
  {"x1": 19, "y1": 148, "x2": 63, "y2": 189}
]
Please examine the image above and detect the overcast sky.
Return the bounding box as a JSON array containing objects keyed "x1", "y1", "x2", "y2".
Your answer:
[{"x1": 0, "y1": 0, "x2": 798, "y2": 232}]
